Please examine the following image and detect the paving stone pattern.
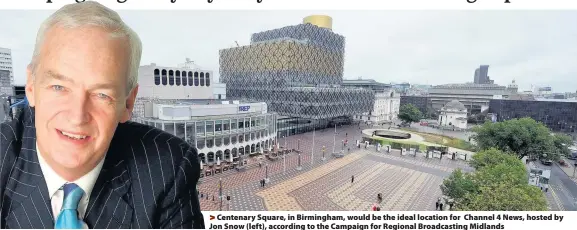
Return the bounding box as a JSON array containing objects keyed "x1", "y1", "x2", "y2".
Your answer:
[{"x1": 197, "y1": 124, "x2": 475, "y2": 211}]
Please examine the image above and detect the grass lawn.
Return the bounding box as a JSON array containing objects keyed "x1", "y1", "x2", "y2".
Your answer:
[
  {"x1": 368, "y1": 135, "x2": 429, "y2": 150},
  {"x1": 400, "y1": 128, "x2": 477, "y2": 152}
]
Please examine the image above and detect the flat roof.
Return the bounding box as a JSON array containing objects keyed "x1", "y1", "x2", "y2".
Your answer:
[
  {"x1": 148, "y1": 99, "x2": 261, "y2": 105},
  {"x1": 534, "y1": 98, "x2": 577, "y2": 103}
]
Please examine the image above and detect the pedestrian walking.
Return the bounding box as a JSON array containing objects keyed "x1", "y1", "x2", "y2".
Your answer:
[
  {"x1": 351, "y1": 175, "x2": 355, "y2": 183},
  {"x1": 439, "y1": 202, "x2": 444, "y2": 211},
  {"x1": 435, "y1": 198, "x2": 441, "y2": 210}
]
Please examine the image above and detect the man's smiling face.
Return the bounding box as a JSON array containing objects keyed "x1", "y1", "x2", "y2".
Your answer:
[{"x1": 26, "y1": 25, "x2": 138, "y2": 180}]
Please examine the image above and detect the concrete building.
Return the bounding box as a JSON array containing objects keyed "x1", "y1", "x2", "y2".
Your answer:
[
  {"x1": 400, "y1": 95, "x2": 433, "y2": 118},
  {"x1": 342, "y1": 78, "x2": 391, "y2": 92},
  {"x1": 438, "y1": 100, "x2": 468, "y2": 129},
  {"x1": 0, "y1": 70, "x2": 11, "y2": 96},
  {"x1": 342, "y1": 79, "x2": 399, "y2": 124},
  {"x1": 0, "y1": 48, "x2": 13, "y2": 85},
  {"x1": 489, "y1": 98, "x2": 577, "y2": 137},
  {"x1": 428, "y1": 81, "x2": 518, "y2": 114},
  {"x1": 133, "y1": 61, "x2": 278, "y2": 165},
  {"x1": 473, "y1": 65, "x2": 493, "y2": 84},
  {"x1": 219, "y1": 15, "x2": 374, "y2": 136}
]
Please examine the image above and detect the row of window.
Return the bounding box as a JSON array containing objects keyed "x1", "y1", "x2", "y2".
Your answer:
[
  {"x1": 153, "y1": 69, "x2": 210, "y2": 87},
  {"x1": 0, "y1": 66, "x2": 11, "y2": 69},
  {"x1": 193, "y1": 131, "x2": 272, "y2": 149},
  {"x1": 0, "y1": 53, "x2": 10, "y2": 55}
]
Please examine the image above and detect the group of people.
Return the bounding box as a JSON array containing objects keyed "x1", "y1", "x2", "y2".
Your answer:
[
  {"x1": 371, "y1": 193, "x2": 384, "y2": 211},
  {"x1": 435, "y1": 197, "x2": 454, "y2": 211}
]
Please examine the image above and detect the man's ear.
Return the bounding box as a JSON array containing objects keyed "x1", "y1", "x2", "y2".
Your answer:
[
  {"x1": 120, "y1": 84, "x2": 139, "y2": 123},
  {"x1": 25, "y1": 65, "x2": 36, "y2": 107}
]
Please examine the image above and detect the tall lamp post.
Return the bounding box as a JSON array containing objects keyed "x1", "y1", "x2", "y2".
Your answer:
[
  {"x1": 332, "y1": 124, "x2": 337, "y2": 154},
  {"x1": 573, "y1": 161, "x2": 576, "y2": 178},
  {"x1": 297, "y1": 153, "x2": 302, "y2": 170},
  {"x1": 311, "y1": 128, "x2": 315, "y2": 165},
  {"x1": 265, "y1": 163, "x2": 269, "y2": 183},
  {"x1": 298, "y1": 139, "x2": 300, "y2": 151},
  {"x1": 282, "y1": 136, "x2": 286, "y2": 173},
  {"x1": 218, "y1": 178, "x2": 223, "y2": 211}
]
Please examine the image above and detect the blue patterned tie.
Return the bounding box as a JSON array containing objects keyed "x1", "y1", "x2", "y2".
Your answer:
[{"x1": 55, "y1": 183, "x2": 84, "y2": 229}]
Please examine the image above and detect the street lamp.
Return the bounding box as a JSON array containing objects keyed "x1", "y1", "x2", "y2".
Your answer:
[
  {"x1": 297, "y1": 153, "x2": 302, "y2": 170},
  {"x1": 573, "y1": 161, "x2": 576, "y2": 178},
  {"x1": 332, "y1": 124, "x2": 337, "y2": 154},
  {"x1": 265, "y1": 163, "x2": 269, "y2": 183},
  {"x1": 218, "y1": 178, "x2": 223, "y2": 211},
  {"x1": 282, "y1": 135, "x2": 286, "y2": 173},
  {"x1": 311, "y1": 128, "x2": 315, "y2": 165},
  {"x1": 298, "y1": 139, "x2": 300, "y2": 150}
]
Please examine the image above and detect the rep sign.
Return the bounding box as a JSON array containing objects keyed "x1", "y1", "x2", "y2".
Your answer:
[{"x1": 239, "y1": 105, "x2": 251, "y2": 112}]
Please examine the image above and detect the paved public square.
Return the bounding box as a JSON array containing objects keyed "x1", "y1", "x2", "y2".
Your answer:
[{"x1": 197, "y1": 124, "x2": 474, "y2": 211}]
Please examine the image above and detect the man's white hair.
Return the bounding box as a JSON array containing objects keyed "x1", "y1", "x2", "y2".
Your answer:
[{"x1": 30, "y1": 1, "x2": 142, "y2": 92}]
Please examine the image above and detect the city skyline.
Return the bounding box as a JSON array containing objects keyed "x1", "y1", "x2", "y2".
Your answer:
[{"x1": 1, "y1": 10, "x2": 576, "y2": 92}]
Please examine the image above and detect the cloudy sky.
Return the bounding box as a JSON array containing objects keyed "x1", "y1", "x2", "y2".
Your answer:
[{"x1": 0, "y1": 10, "x2": 576, "y2": 92}]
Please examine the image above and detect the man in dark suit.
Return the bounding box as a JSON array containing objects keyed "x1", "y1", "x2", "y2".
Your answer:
[{"x1": 0, "y1": 2, "x2": 204, "y2": 229}]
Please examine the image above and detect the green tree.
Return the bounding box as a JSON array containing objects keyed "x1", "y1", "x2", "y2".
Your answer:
[
  {"x1": 458, "y1": 183, "x2": 548, "y2": 211},
  {"x1": 552, "y1": 134, "x2": 574, "y2": 158},
  {"x1": 440, "y1": 169, "x2": 477, "y2": 202},
  {"x1": 441, "y1": 149, "x2": 548, "y2": 211},
  {"x1": 397, "y1": 104, "x2": 423, "y2": 125},
  {"x1": 471, "y1": 118, "x2": 568, "y2": 160},
  {"x1": 469, "y1": 148, "x2": 520, "y2": 170}
]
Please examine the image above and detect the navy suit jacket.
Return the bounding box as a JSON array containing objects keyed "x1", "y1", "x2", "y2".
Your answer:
[{"x1": 0, "y1": 107, "x2": 205, "y2": 229}]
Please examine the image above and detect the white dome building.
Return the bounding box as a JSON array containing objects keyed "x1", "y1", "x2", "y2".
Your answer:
[{"x1": 438, "y1": 100, "x2": 468, "y2": 130}]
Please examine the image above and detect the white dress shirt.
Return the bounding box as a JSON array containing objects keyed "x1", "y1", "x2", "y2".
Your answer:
[{"x1": 37, "y1": 143, "x2": 105, "y2": 229}]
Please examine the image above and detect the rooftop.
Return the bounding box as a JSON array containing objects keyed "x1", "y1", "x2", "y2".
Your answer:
[
  {"x1": 432, "y1": 83, "x2": 507, "y2": 89},
  {"x1": 443, "y1": 100, "x2": 467, "y2": 110},
  {"x1": 146, "y1": 99, "x2": 258, "y2": 105},
  {"x1": 534, "y1": 98, "x2": 577, "y2": 103}
]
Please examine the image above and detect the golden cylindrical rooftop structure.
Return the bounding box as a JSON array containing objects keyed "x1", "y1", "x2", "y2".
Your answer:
[{"x1": 303, "y1": 15, "x2": 332, "y2": 30}]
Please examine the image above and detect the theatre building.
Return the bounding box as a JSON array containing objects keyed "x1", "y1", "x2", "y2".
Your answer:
[{"x1": 133, "y1": 61, "x2": 278, "y2": 165}]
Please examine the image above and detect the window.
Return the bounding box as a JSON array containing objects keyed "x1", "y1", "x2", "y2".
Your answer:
[
  {"x1": 154, "y1": 69, "x2": 160, "y2": 85},
  {"x1": 161, "y1": 69, "x2": 167, "y2": 85},
  {"x1": 194, "y1": 72, "x2": 199, "y2": 86},
  {"x1": 215, "y1": 120, "x2": 222, "y2": 131},
  {"x1": 182, "y1": 71, "x2": 188, "y2": 86},
  {"x1": 188, "y1": 71, "x2": 193, "y2": 86},
  {"x1": 200, "y1": 72, "x2": 205, "y2": 86},
  {"x1": 196, "y1": 122, "x2": 205, "y2": 134},
  {"x1": 175, "y1": 71, "x2": 181, "y2": 86},
  {"x1": 206, "y1": 73, "x2": 211, "y2": 86},
  {"x1": 168, "y1": 70, "x2": 174, "y2": 85}
]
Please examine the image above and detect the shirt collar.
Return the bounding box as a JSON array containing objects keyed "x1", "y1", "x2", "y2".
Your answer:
[{"x1": 36, "y1": 143, "x2": 105, "y2": 200}]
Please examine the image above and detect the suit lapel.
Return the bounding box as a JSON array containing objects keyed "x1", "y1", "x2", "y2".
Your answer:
[
  {"x1": 84, "y1": 141, "x2": 133, "y2": 229},
  {"x1": 4, "y1": 107, "x2": 54, "y2": 229}
]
